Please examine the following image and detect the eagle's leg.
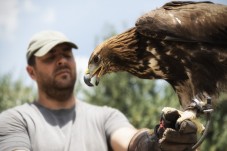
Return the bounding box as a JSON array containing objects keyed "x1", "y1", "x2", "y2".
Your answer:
[
  {"x1": 177, "y1": 109, "x2": 205, "y2": 133},
  {"x1": 177, "y1": 96, "x2": 213, "y2": 133},
  {"x1": 176, "y1": 97, "x2": 214, "y2": 150}
]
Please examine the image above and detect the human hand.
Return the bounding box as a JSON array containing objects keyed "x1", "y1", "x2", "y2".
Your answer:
[{"x1": 155, "y1": 107, "x2": 198, "y2": 151}]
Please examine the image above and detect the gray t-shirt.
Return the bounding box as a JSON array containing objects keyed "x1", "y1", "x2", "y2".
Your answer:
[{"x1": 0, "y1": 100, "x2": 133, "y2": 151}]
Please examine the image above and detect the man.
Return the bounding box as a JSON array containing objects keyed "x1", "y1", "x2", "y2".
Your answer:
[{"x1": 0, "y1": 31, "x2": 197, "y2": 151}]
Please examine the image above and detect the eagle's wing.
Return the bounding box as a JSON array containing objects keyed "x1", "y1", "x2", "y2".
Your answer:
[{"x1": 136, "y1": 1, "x2": 227, "y2": 44}]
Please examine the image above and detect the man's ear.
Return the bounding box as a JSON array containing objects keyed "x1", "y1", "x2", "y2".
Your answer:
[{"x1": 26, "y1": 65, "x2": 36, "y2": 80}]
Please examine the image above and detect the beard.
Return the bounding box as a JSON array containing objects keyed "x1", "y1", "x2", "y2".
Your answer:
[{"x1": 38, "y1": 65, "x2": 76, "y2": 102}]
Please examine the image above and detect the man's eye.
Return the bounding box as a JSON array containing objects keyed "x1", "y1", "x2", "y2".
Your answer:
[
  {"x1": 63, "y1": 53, "x2": 72, "y2": 58},
  {"x1": 44, "y1": 56, "x2": 55, "y2": 62}
]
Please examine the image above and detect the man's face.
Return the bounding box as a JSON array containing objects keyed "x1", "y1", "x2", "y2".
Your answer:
[{"x1": 28, "y1": 43, "x2": 77, "y2": 99}]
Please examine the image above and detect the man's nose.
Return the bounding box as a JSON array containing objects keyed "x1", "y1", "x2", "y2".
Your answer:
[{"x1": 57, "y1": 55, "x2": 67, "y2": 66}]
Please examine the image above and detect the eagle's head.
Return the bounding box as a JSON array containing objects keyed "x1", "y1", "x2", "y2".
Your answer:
[
  {"x1": 84, "y1": 38, "x2": 118, "y2": 86},
  {"x1": 84, "y1": 28, "x2": 140, "y2": 86}
]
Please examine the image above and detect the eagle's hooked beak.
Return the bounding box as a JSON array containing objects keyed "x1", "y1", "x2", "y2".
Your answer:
[
  {"x1": 84, "y1": 70, "x2": 95, "y2": 87},
  {"x1": 84, "y1": 66, "x2": 102, "y2": 87}
]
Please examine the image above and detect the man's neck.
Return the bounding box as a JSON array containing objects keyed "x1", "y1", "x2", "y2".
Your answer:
[{"x1": 37, "y1": 91, "x2": 76, "y2": 110}]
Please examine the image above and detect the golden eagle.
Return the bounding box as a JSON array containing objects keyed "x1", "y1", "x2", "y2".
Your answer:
[{"x1": 84, "y1": 1, "x2": 227, "y2": 126}]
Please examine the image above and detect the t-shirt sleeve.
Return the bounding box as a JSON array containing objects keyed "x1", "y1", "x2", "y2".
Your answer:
[
  {"x1": 0, "y1": 109, "x2": 31, "y2": 151},
  {"x1": 103, "y1": 106, "x2": 134, "y2": 139}
]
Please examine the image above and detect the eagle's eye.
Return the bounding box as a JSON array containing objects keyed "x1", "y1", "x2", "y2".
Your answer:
[{"x1": 93, "y1": 55, "x2": 100, "y2": 64}]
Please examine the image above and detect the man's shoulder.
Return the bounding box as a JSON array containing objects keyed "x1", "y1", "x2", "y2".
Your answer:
[
  {"x1": 0, "y1": 103, "x2": 34, "y2": 131},
  {"x1": 1, "y1": 102, "x2": 34, "y2": 113},
  {"x1": 0, "y1": 102, "x2": 37, "y2": 121}
]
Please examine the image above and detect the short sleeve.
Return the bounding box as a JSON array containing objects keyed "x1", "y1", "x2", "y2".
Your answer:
[
  {"x1": 0, "y1": 109, "x2": 31, "y2": 151},
  {"x1": 103, "y1": 106, "x2": 134, "y2": 139}
]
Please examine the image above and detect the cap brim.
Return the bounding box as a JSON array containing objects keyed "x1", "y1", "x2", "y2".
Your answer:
[{"x1": 34, "y1": 40, "x2": 78, "y2": 57}]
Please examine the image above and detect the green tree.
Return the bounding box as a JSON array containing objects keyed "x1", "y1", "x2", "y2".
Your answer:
[
  {"x1": 0, "y1": 73, "x2": 35, "y2": 112},
  {"x1": 79, "y1": 72, "x2": 179, "y2": 128}
]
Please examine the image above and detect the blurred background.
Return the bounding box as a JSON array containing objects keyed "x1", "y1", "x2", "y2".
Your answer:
[{"x1": 0, "y1": 0, "x2": 227, "y2": 150}]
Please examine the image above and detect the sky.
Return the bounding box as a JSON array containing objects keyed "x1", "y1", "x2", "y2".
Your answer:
[{"x1": 0, "y1": 0, "x2": 227, "y2": 85}]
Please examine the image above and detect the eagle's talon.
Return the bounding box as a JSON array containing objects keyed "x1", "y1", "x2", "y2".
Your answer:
[{"x1": 177, "y1": 110, "x2": 205, "y2": 134}]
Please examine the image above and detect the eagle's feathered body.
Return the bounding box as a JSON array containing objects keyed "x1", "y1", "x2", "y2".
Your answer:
[{"x1": 84, "y1": 1, "x2": 227, "y2": 109}]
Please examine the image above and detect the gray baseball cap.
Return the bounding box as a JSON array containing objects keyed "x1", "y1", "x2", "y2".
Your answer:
[{"x1": 26, "y1": 30, "x2": 78, "y2": 62}]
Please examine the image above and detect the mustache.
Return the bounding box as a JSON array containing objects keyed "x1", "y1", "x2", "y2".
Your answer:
[{"x1": 54, "y1": 65, "x2": 71, "y2": 74}]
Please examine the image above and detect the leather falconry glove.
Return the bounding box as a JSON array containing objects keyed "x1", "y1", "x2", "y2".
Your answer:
[
  {"x1": 157, "y1": 107, "x2": 198, "y2": 151},
  {"x1": 128, "y1": 107, "x2": 197, "y2": 151}
]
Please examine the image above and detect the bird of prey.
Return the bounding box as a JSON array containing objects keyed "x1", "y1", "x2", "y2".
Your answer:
[{"x1": 84, "y1": 1, "x2": 227, "y2": 127}]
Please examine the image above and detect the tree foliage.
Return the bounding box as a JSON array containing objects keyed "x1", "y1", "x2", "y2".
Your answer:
[
  {"x1": 0, "y1": 73, "x2": 35, "y2": 112},
  {"x1": 78, "y1": 72, "x2": 179, "y2": 128}
]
